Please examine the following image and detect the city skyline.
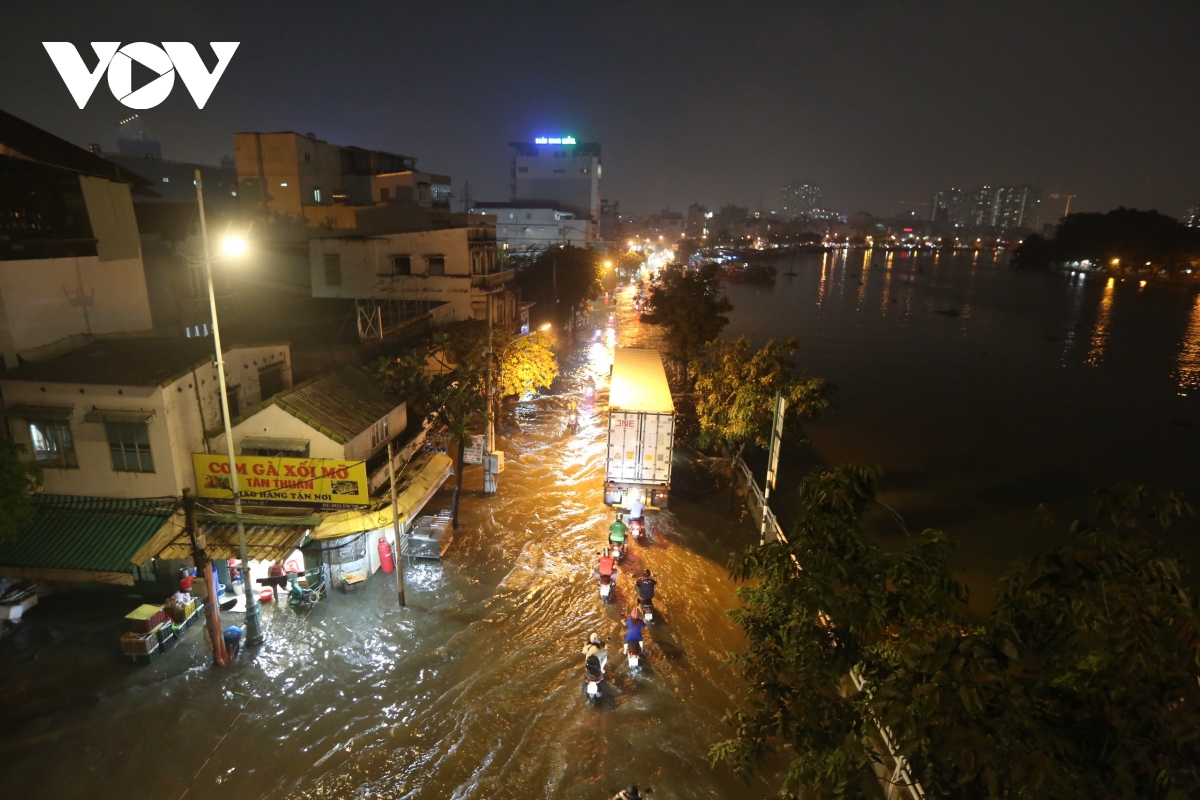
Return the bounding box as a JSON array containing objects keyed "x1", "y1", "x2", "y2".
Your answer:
[{"x1": 2, "y1": 2, "x2": 1198, "y2": 218}]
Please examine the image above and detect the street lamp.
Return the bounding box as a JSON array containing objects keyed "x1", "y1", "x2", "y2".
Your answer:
[{"x1": 194, "y1": 169, "x2": 263, "y2": 647}]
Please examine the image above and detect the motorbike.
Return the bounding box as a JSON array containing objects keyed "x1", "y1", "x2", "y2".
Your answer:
[
  {"x1": 626, "y1": 638, "x2": 644, "y2": 670},
  {"x1": 584, "y1": 649, "x2": 607, "y2": 704},
  {"x1": 567, "y1": 410, "x2": 579, "y2": 434},
  {"x1": 596, "y1": 551, "x2": 615, "y2": 603},
  {"x1": 592, "y1": 327, "x2": 603, "y2": 342},
  {"x1": 584, "y1": 381, "x2": 596, "y2": 400},
  {"x1": 629, "y1": 516, "x2": 646, "y2": 544},
  {"x1": 639, "y1": 598, "x2": 656, "y2": 625},
  {"x1": 288, "y1": 569, "x2": 326, "y2": 607},
  {"x1": 608, "y1": 539, "x2": 625, "y2": 562}
]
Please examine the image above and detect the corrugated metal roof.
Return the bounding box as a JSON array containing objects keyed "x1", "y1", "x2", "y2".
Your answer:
[
  {"x1": 609, "y1": 348, "x2": 675, "y2": 413},
  {"x1": 273, "y1": 366, "x2": 399, "y2": 444},
  {"x1": 0, "y1": 495, "x2": 175, "y2": 574}
]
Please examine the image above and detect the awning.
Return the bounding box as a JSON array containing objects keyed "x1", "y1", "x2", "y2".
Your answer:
[
  {"x1": 312, "y1": 450, "x2": 452, "y2": 540},
  {"x1": 0, "y1": 495, "x2": 176, "y2": 585},
  {"x1": 2, "y1": 405, "x2": 74, "y2": 421},
  {"x1": 84, "y1": 408, "x2": 156, "y2": 424},
  {"x1": 240, "y1": 436, "x2": 310, "y2": 453},
  {"x1": 134, "y1": 511, "x2": 324, "y2": 564}
]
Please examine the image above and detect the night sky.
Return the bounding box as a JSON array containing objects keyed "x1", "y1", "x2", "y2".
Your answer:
[{"x1": 3, "y1": 1, "x2": 1198, "y2": 219}]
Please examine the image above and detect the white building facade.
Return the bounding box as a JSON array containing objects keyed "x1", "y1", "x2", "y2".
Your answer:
[{"x1": 469, "y1": 203, "x2": 592, "y2": 253}]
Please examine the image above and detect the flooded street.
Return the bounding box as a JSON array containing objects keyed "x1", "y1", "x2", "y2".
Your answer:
[{"x1": 0, "y1": 287, "x2": 766, "y2": 800}]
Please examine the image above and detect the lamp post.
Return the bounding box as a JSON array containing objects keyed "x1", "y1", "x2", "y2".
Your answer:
[{"x1": 194, "y1": 169, "x2": 263, "y2": 647}]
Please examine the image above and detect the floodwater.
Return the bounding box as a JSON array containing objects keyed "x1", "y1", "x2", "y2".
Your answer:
[
  {"x1": 0, "y1": 289, "x2": 771, "y2": 800},
  {"x1": 724, "y1": 249, "x2": 1200, "y2": 609}
]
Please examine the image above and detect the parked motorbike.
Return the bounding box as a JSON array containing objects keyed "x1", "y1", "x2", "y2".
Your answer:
[{"x1": 288, "y1": 569, "x2": 326, "y2": 607}]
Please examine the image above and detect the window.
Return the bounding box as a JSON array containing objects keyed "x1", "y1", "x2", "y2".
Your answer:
[
  {"x1": 304, "y1": 152, "x2": 311, "y2": 163},
  {"x1": 224, "y1": 385, "x2": 241, "y2": 419},
  {"x1": 426, "y1": 255, "x2": 445, "y2": 276},
  {"x1": 517, "y1": 166, "x2": 529, "y2": 173},
  {"x1": 280, "y1": 182, "x2": 288, "y2": 187},
  {"x1": 392, "y1": 255, "x2": 412, "y2": 275},
  {"x1": 313, "y1": 187, "x2": 322, "y2": 202},
  {"x1": 259, "y1": 363, "x2": 285, "y2": 399},
  {"x1": 553, "y1": 168, "x2": 566, "y2": 173},
  {"x1": 525, "y1": 212, "x2": 532, "y2": 220},
  {"x1": 553, "y1": 151, "x2": 567, "y2": 158},
  {"x1": 580, "y1": 168, "x2": 589, "y2": 174},
  {"x1": 370, "y1": 418, "x2": 390, "y2": 449},
  {"x1": 162, "y1": 177, "x2": 169, "y2": 183},
  {"x1": 380, "y1": 188, "x2": 390, "y2": 202},
  {"x1": 107, "y1": 422, "x2": 154, "y2": 473},
  {"x1": 324, "y1": 253, "x2": 342, "y2": 285},
  {"x1": 30, "y1": 421, "x2": 77, "y2": 468}
]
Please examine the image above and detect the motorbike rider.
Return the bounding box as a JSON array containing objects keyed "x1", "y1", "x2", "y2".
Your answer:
[
  {"x1": 612, "y1": 788, "x2": 645, "y2": 800},
  {"x1": 609, "y1": 513, "x2": 628, "y2": 545},
  {"x1": 595, "y1": 550, "x2": 615, "y2": 583},
  {"x1": 628, "y1": 494, "x2": 645, "y2": 524},
  {"x1": 635, "y1": 569, "x2": 657, "y2": 604},
  {"x1": 582, "y1": 632, "x2": 608, "y2": 672},
  {"x1": 621, "y1": 607, "x2": 646, "y2": 653}
]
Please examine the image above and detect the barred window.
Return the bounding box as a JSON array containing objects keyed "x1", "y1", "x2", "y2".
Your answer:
[
  {"x1": 30, "y1": 421, "x2": 77, "y2": 468},
  {"x1": 106, "y1": 422, "x2": 154, "y2": 473}
]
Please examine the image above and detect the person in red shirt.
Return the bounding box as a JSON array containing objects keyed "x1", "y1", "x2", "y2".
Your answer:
[{"x1": 178, "y1": 567, "x2": 194, "y2": 593}]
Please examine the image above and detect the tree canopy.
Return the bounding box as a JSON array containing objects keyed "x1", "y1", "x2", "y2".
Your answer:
[
  {"x1": 1013, "y1": 208, "x2": 1200, "y2": 271},
  {"x1": 643, "y1": 264, "x2": 732, "y2": 379},
  {"x1": 691, "y1": 336, "x2": 831, "y2": 468},
  {"x1": 515, "y1": 245, "x2": 603, "y2": 323},
  {"x1": 497, "y1": 331, "x2": 558, "y2": 398},
  {"x1": 0, "y1": 441, "x2": 42, "y2": 543},
  {"x1": 712, "y1": 470, "x2": 1200, "y2": 799}
]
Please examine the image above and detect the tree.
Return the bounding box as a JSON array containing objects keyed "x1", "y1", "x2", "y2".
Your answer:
[
  {"x1": 1013, "y1": 208, "x2": 1200, "y2": 272},
  {"x1": 497, "y1": 331, "x2": 558, "y2": 399},
  {"x1": 427, "y1": 364, "x2": 485, "y2": 529},
  {"x1": 691, "y1": 336, "x2": 831, "y2": 479},
  {"x1": 515, "y1": 245, "x2": 603, "y2": 324},
  {"x1": 643, "y1": 264, "x2": 732, "y2": 382},
  {"x1": 712, "y1": 472, "x2": 1200, "y2": 799},
  {"x1": 0, "y1": 441, "x2": 42, "y2": 543}
]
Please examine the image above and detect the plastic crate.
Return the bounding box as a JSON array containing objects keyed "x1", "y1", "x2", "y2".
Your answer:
[
  {"x1": 120, "y1": 631, "x2": 158, "y2": 656},
  {"x1": 153, "y1": 621, "x2": 174, "y2": 646},
  {"x1": 126, "y1": 604, "x2": 167, "y2": 633},
  {"x1": 125, "y1": 646, "x2": 162, "y2": 665}
]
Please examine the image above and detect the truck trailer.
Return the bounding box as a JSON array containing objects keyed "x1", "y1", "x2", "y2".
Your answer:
[{"x1": 605, "y1": 347, "x2": 675, "y2": 509}]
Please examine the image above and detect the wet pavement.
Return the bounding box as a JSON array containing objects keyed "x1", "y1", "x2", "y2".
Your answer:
[{"x1": 0, "y1": 285, "x2": 771, "y2": 799}]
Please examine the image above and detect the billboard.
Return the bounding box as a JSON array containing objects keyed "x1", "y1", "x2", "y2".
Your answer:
[{"x1": 193, "y1": 454, "x2": 370, "y2": 508}]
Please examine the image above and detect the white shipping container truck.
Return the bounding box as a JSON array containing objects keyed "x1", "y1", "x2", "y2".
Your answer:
[{"x1": 605, "y1": 348, "x2": 675, "y2": 508}]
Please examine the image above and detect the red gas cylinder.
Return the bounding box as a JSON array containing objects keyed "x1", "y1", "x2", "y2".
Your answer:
[{"x1": 378, "y1": 537, "x2": 395, "y2": 573}]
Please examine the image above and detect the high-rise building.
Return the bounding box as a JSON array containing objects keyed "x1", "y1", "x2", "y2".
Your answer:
[
  {"x1": 781, "y1": 181, "x2": 822, "y2": 218},
  {"x1": 929, "y1": 187, "x2": 966, "y2": 224},
  {"x1": 685, "y1": 203, "x2": 709, "y2": 238},
  {"x1": 1184, "y1": 205, "x2": 1199, "y2": 228},
  {"x1": 510, "y1": 137, "x2": 601, "y2": 229},
  {"x1": 963, "y1": 184, "x2": 1041, "y2": 230}
]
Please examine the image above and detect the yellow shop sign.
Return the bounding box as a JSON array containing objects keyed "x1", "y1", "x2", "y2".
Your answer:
[{"x1": 192, "y1": 454, "x2": 369, "y2": 507}]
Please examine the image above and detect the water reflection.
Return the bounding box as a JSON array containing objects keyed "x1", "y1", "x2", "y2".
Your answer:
[
  {"x1": 1176, "y1": 293, "x2": 1200, "y2": 396},
  {"x1": 1086, "y1": 277, "x2": 1115, "y2": 366}
]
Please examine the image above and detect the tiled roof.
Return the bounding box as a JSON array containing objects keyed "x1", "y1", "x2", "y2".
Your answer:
[
  {"x1": 0, "y1": 495, "x2": 175, "y2": 575},
  {"x1": 269, "y1": 366, "x2": 398, "y2": 444}
]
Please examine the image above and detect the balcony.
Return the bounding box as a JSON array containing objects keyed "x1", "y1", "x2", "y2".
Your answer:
[{"x1": 470, "y1": 269, "x2": 515, "y2": 289}]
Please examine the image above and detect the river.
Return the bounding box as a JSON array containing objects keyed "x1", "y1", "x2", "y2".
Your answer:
[{"x1": 723, "y1": 249, "x2": 1200, "y2": 610}]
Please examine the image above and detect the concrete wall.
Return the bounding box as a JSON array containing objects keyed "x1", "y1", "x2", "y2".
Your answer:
[
  {"x1": 474, "y1": 207, "x2": 591, "y2": 251},
  {"x1": 344, "y1": 403, "x2": 406, "y2": 463},
  {"x1": 0, "y1": 255, "x2": 154, "y2": 368}
]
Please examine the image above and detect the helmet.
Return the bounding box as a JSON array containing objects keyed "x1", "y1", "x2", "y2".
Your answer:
[
  {"x1": 629, "y1": 607, "x2": 642, "y2": 620},
  {"x1": 616, "y1": 513, "x2": 624, "y2": 521},
  {"x1": 642, "y1": 569, "x2": 651, "y2": 578},
  {"x1": 589, "y1": 632, "x2": 602, "y2": 645}
]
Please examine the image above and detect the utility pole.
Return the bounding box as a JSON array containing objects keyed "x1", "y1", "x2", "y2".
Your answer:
[
  {"x1": 196, "y1": 169, "x2": 263, "y2": 646},
  {"x1": 484, "y1": 292, "x2": 497, "y2": 494},
  {"x1": 183, "y1": 488, "x2": 228, "y2": 666},
  {"x1": 386, "y1": 440, "x2": 406, "y2": 606},
  {"x1": 761, "y1": 393, "x2": 786, "y2": 547}
]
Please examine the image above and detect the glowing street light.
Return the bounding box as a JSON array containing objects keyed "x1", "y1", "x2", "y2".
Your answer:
[{"x1": 221, "y1": 235, "x2": 247, "y2": 258}]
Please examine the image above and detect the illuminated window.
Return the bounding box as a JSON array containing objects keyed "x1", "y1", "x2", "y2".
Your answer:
[
  {"x1": 30, "y1": 421, "x2": 77, "y2": 468},
  {"x1": 313, "y1": 188, "x2": 322, "y2": 202}
]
